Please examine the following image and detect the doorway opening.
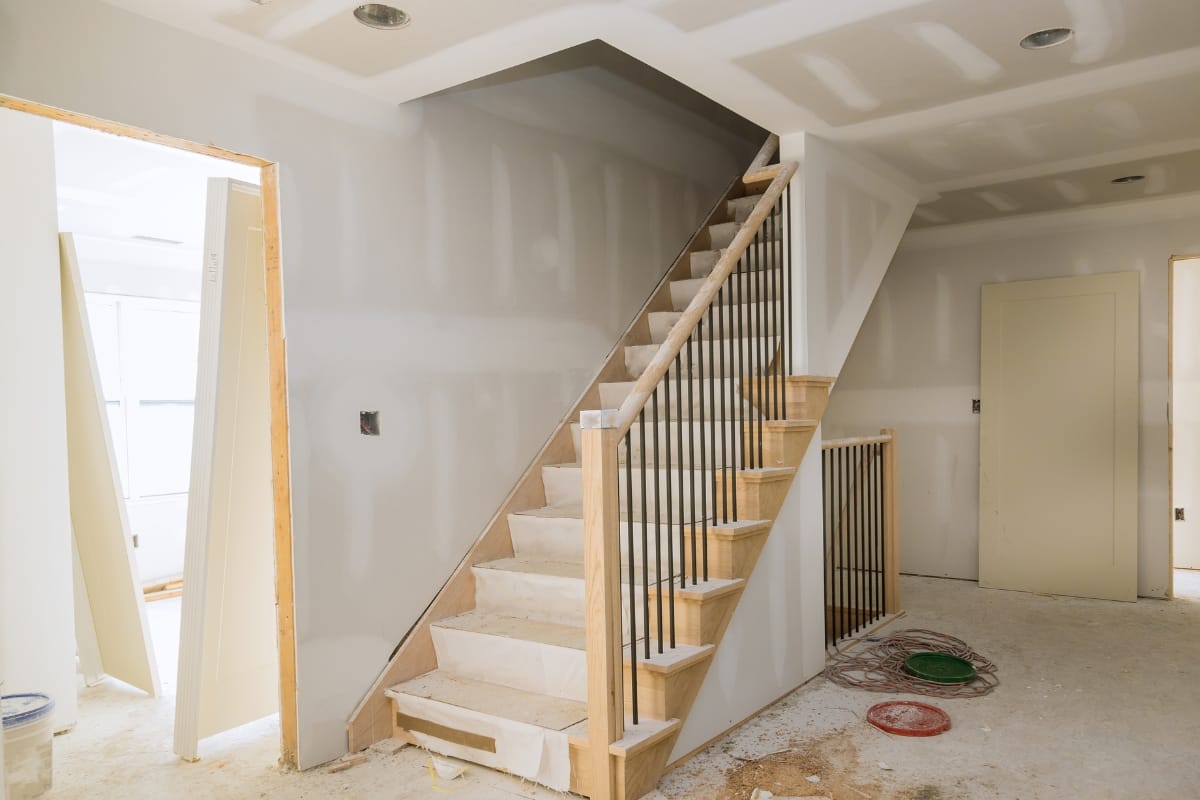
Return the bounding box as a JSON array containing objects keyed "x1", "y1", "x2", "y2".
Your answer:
[
  {"x1": 0, "y1": 95, "x2": 297, "y2": 776},
  {"x1": 1171, "y1": 255, "x2": 1200, "y2": 600}
]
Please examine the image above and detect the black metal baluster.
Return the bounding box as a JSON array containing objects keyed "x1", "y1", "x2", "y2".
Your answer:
[
  {"x1": 652, "y1": 387, "x2": 663, "y2": 655},
  {"x1": 858, "y1": 445, "x2": 867, "y2": 632},
  {"x1": 705, "y1": 305, "x2": 715, "y2": 581},
  {"x1": 724, "y1": 262, "x2": 734, "y2": 522},
  {"x1": 625, "y1": 429, "x2": 638, "y2": 724},
  {"x1": 840, "y1": 446, "x2": 849, "y2": 641},
  {"x1": 755, "y1": 225, "x2": 766, "y2": 462},
  {"x1": 773, "y1": 199, "x2": 783, "y2": 420},
  {"x1": 878, "y1": 443, "x2": 888, "y2": 618},
  {"x1": 717, "y1": 286, "x2": 728, "y2": 523},
  {"x1": 676, "y1": 353, "x2": 685, "y2": 595},
  {"x1": 823, "y1": 449, "x2": 830, "y2": 645},
  {"x1": 663, "y1": 372, "x2": 674, "y2": 651},
  {"x1": 639, "y1": 411, "x2": 650, "y2": 661},
  {"x1": 688, "y1": 335, "x2": 697, "y2": 587}
]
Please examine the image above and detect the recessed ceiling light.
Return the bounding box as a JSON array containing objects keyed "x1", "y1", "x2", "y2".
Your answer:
[
  {"x1": 353, "y1": 4, "x2": 410, "y2": 30},
  {"x1": 1020, "y1": 27, "x2": 1074, "y2": 50},
  {"x1": 1111, "y1": 175, "x2": 1146, "y2": 184}
]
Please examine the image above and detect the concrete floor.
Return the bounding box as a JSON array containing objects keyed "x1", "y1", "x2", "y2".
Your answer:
[{"x1": 42, "y1": 573, "x2": 1200, "y2": 799}]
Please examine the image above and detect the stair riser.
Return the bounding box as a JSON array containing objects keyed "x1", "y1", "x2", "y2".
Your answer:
[
  {"x1": 706, "y1": 222, "x2": 781, "y2": 250},
  {"x1": 390, "y1": 694, "x2": 574, "y2": 791},
  {"x1": 671, "y1": 271, "x2": 782, "y2": 312},
  {"x1": 599, "y1": 379, "x2": 759, "y2": 420},
  {"x1": 430, "y1": 624, "x2": 587, "y2": 702},
  {"x1": 507, "y1": 513, "x2": 769, "y2": 584},
  {"x1": 726, "y1": 195, "x2": 770, "y2": 223},
  {"x1": 648, "y1": 304, "x2": 782, "y2": 344},
  {"x1": 646, "y1": 585, "x2": 744, "y2": 647},
  {"x1": 509, "y1": 512, "x2": 690, "y2": 568},
  {"x1": 474, "y1": 568, "x2": 688, "y2": 641},
  {"x1": 690, "y1": 245, "x2": 781, "y2": 279},
  {"x1": 624, "y1": 339, "x2": 779, "y2": 380},
  {"x1": 543, "y1": 464, "x2": 717, "y2": 511},
  {"x1": 715, "y1": 471, "x2": 796, "y2": 521}
]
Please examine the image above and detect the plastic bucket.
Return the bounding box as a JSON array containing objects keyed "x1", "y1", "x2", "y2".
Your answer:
[{"x1": 2, "y1": 694, "x2": 55, "y2": 800}]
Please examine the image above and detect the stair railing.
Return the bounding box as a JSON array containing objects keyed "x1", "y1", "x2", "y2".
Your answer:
[
  {"x1": 821, "y1": 430, "x2": 899, "y2": 646},
  {"x1": 579, "y1": 134, "x2": 796, "y2": 797}
]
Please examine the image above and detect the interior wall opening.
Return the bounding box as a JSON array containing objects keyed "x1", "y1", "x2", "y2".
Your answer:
[{"x1": 1171, "y1": 255, "x2": 1200, "y2": 599}]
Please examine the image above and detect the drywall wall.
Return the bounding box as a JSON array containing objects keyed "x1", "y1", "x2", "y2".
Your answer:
[
  {"x1": 824, "y1": 209, "x2": 1200, "y2": 598},
  {"x1": 0, "y1": 108, "x2": 78, "y2": 731},
  {"x1": 1172, "y1": 257, "x2": 1200, "y2": 571},
  {"x1": 672, "y1": 135, "x2": 916, "y2": 762},
  {"x1": 793, "y1": 133, "x2": 920, "y2": 376},
  {"x1": 0, "y1": 0, "x2": 760, "y2": 766}
]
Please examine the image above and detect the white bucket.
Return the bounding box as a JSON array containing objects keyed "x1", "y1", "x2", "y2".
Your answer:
[{"x1": 2, "y1": 694, "x2": 55, "y2": 800}]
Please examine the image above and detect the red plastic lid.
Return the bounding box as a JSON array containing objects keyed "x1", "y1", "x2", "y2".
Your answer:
[{"x1": 866, "y1": 700, "x2": 951, "y2": 737}]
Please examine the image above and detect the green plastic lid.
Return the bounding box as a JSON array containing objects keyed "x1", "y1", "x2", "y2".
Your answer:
[{"x1": 903, "y1": 652, "x2": 977, "y2": 684}]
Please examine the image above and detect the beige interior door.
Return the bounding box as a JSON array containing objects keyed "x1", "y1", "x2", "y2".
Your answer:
[
  {"x1": 979, "y1": 272, "x2": 1139, "y2": 602},
  {"x1": 1173, "y1": 257, "x2": 1200, "y2": 570},
  {"x1": 174, "y1": 179, "x2": 277, "y2": 761},
  {"x1": 60, "y1": 234, "x2": 160, "y2": 695}
]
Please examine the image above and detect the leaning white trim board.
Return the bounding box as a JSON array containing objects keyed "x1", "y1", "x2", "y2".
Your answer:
[
  {"x1": 60, "y1": 233, "x2": 161, "y2": 696},
  {"x1": 174, "y1": 179, "x2": 278, "y2": 761}
]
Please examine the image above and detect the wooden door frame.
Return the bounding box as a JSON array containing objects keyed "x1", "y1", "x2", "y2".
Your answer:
[
  {"x1": 1169, "y1": 254, "x2": 1200, "y2": 600},
  {"x1": 0, "y1": 94, "x2": 300, "y2": 768}
]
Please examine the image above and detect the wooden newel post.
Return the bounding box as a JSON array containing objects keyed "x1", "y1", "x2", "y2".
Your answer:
[
  {"x1": 880, "y1": 428, "x2": 900, "y2": 614},
  {"x1": 580, "y1": 410, "x2": 625, "y2": 800}
]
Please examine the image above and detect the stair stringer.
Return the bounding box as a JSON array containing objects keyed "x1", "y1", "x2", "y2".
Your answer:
[
  {"x1": 567, "y1": 377, "x2": 833, "y2": 800},
  {"x1": 345, "y1": 177, "x2": 745, "y2": 753}
]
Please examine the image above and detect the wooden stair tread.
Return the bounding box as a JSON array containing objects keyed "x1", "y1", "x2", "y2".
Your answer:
[
  {"x1": 386, "y1": 670, "x2": 587, "y2": 731},
  {"x1": 435, "y1": 609, "x2": 586, "y2": 650},
  {"x1": 476, "y1": 555, "x2": 680, "y2": 584}
]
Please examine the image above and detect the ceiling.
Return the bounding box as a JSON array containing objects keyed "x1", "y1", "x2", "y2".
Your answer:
[{"x1": 100, "y1": 0, "x2": 1200, "y2": 227}]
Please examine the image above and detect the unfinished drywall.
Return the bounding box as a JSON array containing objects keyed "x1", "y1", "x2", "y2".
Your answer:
[
  {"x1": 0, "y1": 1, "x2": 761, "y2": 766},
  {"x1": 0, "y1": 107, "x2": 78, "y2": 731},
  {"x1": 824, "y1": 208, "x2": 1200, "y2": 598},
  {"x1": 672, "y1": 137, "x2": 916, "y2": 762}
]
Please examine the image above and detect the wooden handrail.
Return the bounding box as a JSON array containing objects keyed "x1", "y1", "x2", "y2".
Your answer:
[
  {"x1": 613, "y1": 160, "x2": 797, "y2": 438},
  {"x1": 748, "y1": 133, "x2": 780, "y2": 173},
  {"x1": 822, "y1": 433, "x2": 894, "y2": 449}
]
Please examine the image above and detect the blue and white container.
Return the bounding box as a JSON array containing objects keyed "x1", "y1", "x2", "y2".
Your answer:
[{"x1": 2, "y1": 694, "x2": 55, "y2": 799}]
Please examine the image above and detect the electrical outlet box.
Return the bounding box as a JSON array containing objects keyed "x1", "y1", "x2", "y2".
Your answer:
[
  {"x1": 360, "y1": 410, "x2": 380, "y2": 436},
  {"x1": 1177, "y1": 507, "x2": 1186, "y2": 521},
  {"x1": 972, "y1": 399, "x2": 981, "y2": 414}
]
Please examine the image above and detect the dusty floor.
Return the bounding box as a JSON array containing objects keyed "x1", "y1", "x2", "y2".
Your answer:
[
  {"x1": 654, "y1": 571, "x2": 1200, "y2": 800},
  {"x1": 42, "y1": 572, "x2": 1200, "y2": 799}
]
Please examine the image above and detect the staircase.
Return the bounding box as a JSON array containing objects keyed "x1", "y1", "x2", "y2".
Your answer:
[{"x1": 347, "y1": 137, "x2": 836, "y2": 798}]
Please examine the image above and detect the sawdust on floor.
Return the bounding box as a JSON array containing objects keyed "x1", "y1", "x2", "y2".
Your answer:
[{"x1": 719, "y1": 728, "x2": 943, "y2": 800}]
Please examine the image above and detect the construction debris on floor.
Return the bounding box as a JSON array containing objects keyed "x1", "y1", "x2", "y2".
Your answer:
[{"x1": 824, "y1": 629, "x2": 998, "y2": 698}]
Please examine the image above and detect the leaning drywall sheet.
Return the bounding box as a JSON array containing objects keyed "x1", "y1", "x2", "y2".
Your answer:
[{"x1": 60, "y1": 233, "x2": 161, "y2": 696}]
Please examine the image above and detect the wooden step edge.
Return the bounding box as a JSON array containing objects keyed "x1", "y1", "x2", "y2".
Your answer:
[
  {"x1": 763, "y1": 418, "x2": 818, "y2": 431},
  {"x1": 649, "y1": 577, "x2": 746, "y2": 603},
  {"x1": 623, "y1": 643, "x2": 714, "y2": 675},
  {"x1": 705, "y1": 519, "x2": 772, "y2": 540},
  {"x1": 787, "y1": 375, "x2": 836, "y2": 387},
  {"x1": 734, "y1": 466, "x2": 797, "y2": 484},
  {"x1": 609, "y1": 718, "x2": 681, "y2": 758},
  {"x1": 566, "y1": 716, "x2": 680, "y2": 751}
]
